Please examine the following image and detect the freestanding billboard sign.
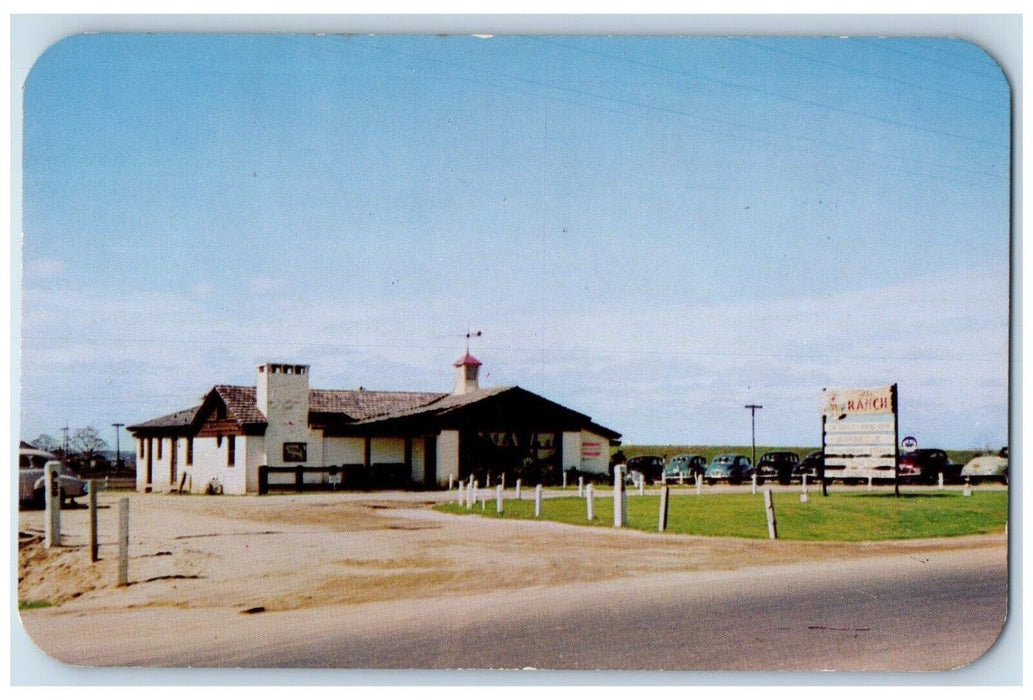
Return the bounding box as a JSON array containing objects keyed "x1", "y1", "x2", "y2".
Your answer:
[{"x1": 821, "y1": 384, "x2": 898, "y2": 486}]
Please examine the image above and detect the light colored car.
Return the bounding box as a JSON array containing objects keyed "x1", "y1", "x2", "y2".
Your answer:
[
  {"x1": 961, "y1": 448, "x2": 1008, "y2": 485},
  {"x1": 18, "y1": 447, "x2": 89, "y2": 508}
]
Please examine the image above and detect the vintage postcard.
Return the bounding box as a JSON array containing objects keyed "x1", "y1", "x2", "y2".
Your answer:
[{"x1": 13, "y1": 20, "x2": 1014, "y2": 680}]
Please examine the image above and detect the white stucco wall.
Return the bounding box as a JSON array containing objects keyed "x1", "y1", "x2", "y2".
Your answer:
[
  {"x1": 324, "y1": 437, "x2": 365, "y2": 465},
  {"x1": 189, "y1": 435, "x2": 248, "y2": 495},
  {"x1": 437, "y1": 430, "x2": 459, "y2": 486},
  {"x1": 411, "y1": 438, "x2": 426, "y2": 482},
  {"x1": 562, "y1": 432, "x2": 581, "y2": 472}
]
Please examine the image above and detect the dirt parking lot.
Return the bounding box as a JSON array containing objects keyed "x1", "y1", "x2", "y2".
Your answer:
[{"x1": 17, "y1": 488, "x2": 1008, "y2": 668}]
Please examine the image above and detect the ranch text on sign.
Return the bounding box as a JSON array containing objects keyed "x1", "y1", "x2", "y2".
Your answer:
[
  {"x1": 581, "y1": 441, "x2": 602, "y2": 459},
  {"x1": 822, "y1": 385, "x2": 895, "y2": 417}
]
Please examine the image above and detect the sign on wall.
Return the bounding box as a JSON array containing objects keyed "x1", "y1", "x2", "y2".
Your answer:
[{"x1": 821, "y1": 384, "x2": 898, "y2": 481}]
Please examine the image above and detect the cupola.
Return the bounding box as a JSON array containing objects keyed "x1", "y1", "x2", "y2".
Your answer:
[{"x1": 452, "y1": 353, "x2": 482, "y2": 395}]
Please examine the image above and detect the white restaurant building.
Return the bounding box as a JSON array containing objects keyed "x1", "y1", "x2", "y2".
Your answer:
[{"x1": 128, "y1": 355, "x2": 621, "y2": 495}]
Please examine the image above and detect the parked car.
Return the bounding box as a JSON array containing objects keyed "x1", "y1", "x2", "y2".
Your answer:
[
  {"x1": 756, "y1": 451, "x2": 799, "y2": 485},
  {"x1": 961, "y1": 447, "x2": 1008, "y2": 485},
  {"x1": 624, "y1": 469, "x2": 646, "y2": 487},
  {"x1": 897, "y1": 448, "x2": 964, "y2": 484},
  {"x1": 18, "y1": 447, "x2": 89, "y2": 509},
  {"x1": 626, "y1": 455, "x2": 666, "y2": 484},
  {"x1": 704, "y1": 454, "x2": 753, "y2": 485},
  {"x1": 793, "y1": 450, "x2": 823, "y2": 482},
  {"x1": 664, "y1": 454, "x2": 707, "y2": 482}
]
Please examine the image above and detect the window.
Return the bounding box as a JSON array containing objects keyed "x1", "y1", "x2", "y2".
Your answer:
[
  {"x1": 227, "y1": 435, "x2": 235, "y2": 466},
  {"x1": 186, "y1": 437, "x2": 193, "y2": 466}
]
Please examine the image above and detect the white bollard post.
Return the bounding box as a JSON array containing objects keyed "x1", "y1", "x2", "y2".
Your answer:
[
  {"x1": 764, "y1": 489, "x2": 778, "y2": 540},
  {"x1": 800, "y1": 474, "x2": 809, "y2": 503},
  {"x1": 448, "y1": 474, "x2": 454, "y2": 490},
  {"x1": 938, "y1": 472, "x2": 944, "y2": 490},
  {"x1": 496, "y1": 484, "x2": 503, "y2": 514},
  {"x1": 486, "y1": 473, "x2": 491, "y2": 488},
  {"x1": 562, "y1": 471, "x2": 568, "y2": 490},
  {"x1": 867, "y1": 476, "x2": 874, "y2": 492},
  {"x1": 118, "y1": 496, "x2": 130, "y2": 586},
  {"x1": 534, "y1": 484, "x2": 543, "y2": 518},
  {"x1": 613, "y1": 468, "x2": 625, "y2": 528},
  {"x1": 501, "y1": 473, "x2": 506, "y2": 491},
  {"x1": 696, "y1": 473, "x2": 703, "y2": 495},
  {"x1": 456, "y1": 483, "x2": 463, "y2": 505},
  {"x1": 586, "y1": 483, "x2": 595, "y2": 521},
  {"x1": 751, "y1": 473, "x2": 758, "y2": 495},
  {"x1": 44, "y1": 462, "x2": 61, "y2": 549},
  {"x1": 578, "y1": 476, "x2": 584, "y2": 498},
  {"x1": 515, "y1": 478, "x2": 522, "y2": 500},
  {"x1": 963, "y1": 477, "x2": 972, "y2": 497},
  {"x1": 638, "y1": 475, "x2": 645, "y2": 497},
  {"x1": 466, "y1": 478, "x2": 474, "y2": 509},
  {"x1": 658, "y1": 485, "x2": 669, "y2": 532}
]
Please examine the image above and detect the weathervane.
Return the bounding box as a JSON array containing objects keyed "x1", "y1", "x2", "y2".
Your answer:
[{"x1": 463, "y1": 329, "x2": 482, "y2": 354}]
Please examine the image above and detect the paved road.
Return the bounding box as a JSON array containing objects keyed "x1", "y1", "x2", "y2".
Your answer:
[{"x1": 222, "y1": 545, "x2": 1007, "y2": 672}]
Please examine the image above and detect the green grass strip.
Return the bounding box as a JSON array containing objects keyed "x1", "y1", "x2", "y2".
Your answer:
[{"x1": 437, "y1": 490, "x2": 1008, "y2": 541}]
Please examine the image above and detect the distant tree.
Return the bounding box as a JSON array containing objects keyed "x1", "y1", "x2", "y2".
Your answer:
[
  {"x1": 31, "y1": 433, "x2": 61, "y2": 453},
  {"x1": 68, "y1": 427, "x2": 110, "y2": 474}
]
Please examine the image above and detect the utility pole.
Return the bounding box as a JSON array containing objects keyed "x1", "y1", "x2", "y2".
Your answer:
[
  {"x1": 61, "y1": 424, "x2": 70, "y2": 466},
  {"x1": 745, "y1": 404, "x2": 763, "y2": 469},
  {"x1": 112, "y1": 423, "x2": 124, "y2": 471}
]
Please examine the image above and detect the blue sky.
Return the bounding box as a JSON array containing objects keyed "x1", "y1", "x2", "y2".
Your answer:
[{"x1": 16, "y1": 33, "x2": 1011, "y2": 450}]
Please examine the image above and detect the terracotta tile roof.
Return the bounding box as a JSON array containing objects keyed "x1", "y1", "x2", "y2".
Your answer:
[
  {"x1": 349, "y1": 386, "x2": 511, "y2": 424},
  {"x1": 309, "y1": 389, "x2": 446, "y2": 421},
  {"x1": 213, "y1": 385, "x2": 266, "y2": 424},
  {"x1": 128, "y1": 405, "x2": 201, "y2": 430}
]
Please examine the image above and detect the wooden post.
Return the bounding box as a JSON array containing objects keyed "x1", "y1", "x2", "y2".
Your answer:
[
  {"x1": 534, "y1": 484, "x2": 543, "y2": 518},
  {"x1": 118, "y1": 497, "x2": 129, "y2": 586},
  {"x1": 496, "y1": 484, "x2": 503, "y2": 514},
  {"x1": 88, "y1": 482, "x2": 99, "y2": 562},
  {"x1": 44, "y1": 462, "x2": 61, "y2": 549},
  {"x1": 613, "y1": 467, "x2": 625, "y2": 528},
  {"x1": 501, "y1": 472, "x2": 506, "y2": 491},
  {"x1": 658, "y1": 485, "x2": 669, "y2": 532},
  {"x1": 586, "y1": 483, "x2": 594, "y2": 521},
  {"x1": 764, "y1": 489, "x2": 777, "y2": 540}
]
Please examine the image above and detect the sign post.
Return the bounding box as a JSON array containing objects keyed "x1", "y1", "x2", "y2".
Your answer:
[{"x1": 821, "y1": 384, "x2": 899, "y2": 495}]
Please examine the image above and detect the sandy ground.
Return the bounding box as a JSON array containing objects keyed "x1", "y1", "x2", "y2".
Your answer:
[{"x1": 17, "y1": 488, "x2": 1008, "y2": 668}]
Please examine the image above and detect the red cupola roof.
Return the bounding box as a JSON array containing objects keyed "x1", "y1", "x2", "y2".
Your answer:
[{"x1": 453, "y1": 352, "x2": 482, "y2": 368}]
